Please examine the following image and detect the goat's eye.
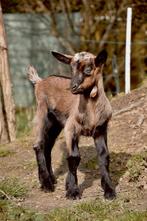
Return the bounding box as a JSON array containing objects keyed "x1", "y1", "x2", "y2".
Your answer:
[{"x1": 84, "y1": 66, "x2": 92, "y2": 76}]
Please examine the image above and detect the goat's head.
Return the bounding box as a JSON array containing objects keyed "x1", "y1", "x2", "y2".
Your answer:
[{"x1": 52, "y1": 50, "x2": 107, "y2": 98}]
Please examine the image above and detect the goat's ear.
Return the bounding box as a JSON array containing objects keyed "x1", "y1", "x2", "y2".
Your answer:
[
  {"x1": 51, "y1": 51, "x2": 73, "y2": 64},
  {"x1": 95, "y1": 49, "x2": 108, "y2": 67}
]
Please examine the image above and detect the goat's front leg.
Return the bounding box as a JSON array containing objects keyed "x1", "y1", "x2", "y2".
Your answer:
[
  {"x1": 94, "y1": 122, "x2": 116, "y2": 200},
  {"x1": 33, "y1": 102, "x2": 54, "y2": 192},
  {"x1": 64, "y1": 124, "x2": 81, "y2": 200}
]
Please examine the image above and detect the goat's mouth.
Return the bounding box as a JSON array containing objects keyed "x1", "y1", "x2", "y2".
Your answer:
[{"x1": 70, "y1": 86, "x2": 84, "y2": 94}]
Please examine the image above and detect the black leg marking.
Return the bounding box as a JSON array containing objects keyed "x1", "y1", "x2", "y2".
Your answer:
[
  {"x1": 66, "y1": 156, "x2": 81, "y2": 199},
  {"x1": 33, "y1": 102, "x2": 55, "y2": 191},
  {"x1": 34, "y1": 143, "x2": 54, "y2": 192},
  {"x1": 66, "y1": 135, "x2": 81, "y2": 200},
  {"x1": 94, "y1": 122, "x2": 116, "y2": 200},
  {"x1": 43, "y1": 116, "x2": 62, "y2": 185},
  {"x1": 34, "y1": 111, "x2": 62, "y2": 192}
]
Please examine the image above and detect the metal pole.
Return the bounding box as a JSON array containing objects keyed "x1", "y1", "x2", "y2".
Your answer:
[{"x1": 125, "y1": 7, "x2": 132, "y2": 94}]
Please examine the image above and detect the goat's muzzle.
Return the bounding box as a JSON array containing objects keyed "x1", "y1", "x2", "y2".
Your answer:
[
  {"x1": 70, "y1": 76, "x2": 83, "y2": 94},
  {"x1": 70, "y1": 83, "x2": 83, "y2": 94}
]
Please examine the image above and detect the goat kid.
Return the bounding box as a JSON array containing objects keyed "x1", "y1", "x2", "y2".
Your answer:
[{"x1": 28, "y1": 50, "x2": 116, "y2": 200}]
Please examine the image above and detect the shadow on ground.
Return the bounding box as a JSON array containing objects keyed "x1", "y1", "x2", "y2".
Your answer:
[{"x1": 55, "y1": 142, "x2": 131, "y2": 195}]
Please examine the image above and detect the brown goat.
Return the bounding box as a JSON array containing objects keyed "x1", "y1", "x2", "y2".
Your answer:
[{"x1": 28, "y1": 50, "x2": 116, "y2": 200}]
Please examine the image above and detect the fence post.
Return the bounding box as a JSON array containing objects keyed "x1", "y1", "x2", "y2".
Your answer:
[
  {"x1": 112, "y1": 54, "x2": 120, "y2": 94},
  {"x1": 125, "y1": 7, "x2": 132, "y2": 94}
]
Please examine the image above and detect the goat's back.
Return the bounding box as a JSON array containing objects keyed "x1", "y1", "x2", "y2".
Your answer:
[{"x1": 35, "y1": 76, "x2": 76, "y2": 122}]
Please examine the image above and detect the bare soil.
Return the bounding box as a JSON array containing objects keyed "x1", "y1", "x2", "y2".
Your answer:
[{"x1": 0, "y1": 85, "x2": 147, "y2": 213}]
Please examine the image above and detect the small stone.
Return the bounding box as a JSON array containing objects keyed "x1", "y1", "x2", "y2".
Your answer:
[
  {"x1": 124, "y1": 198, "x2": 130, "y2": 203},
  {"x1": 137, "y1": 184, "x2": 144, "y2": 190}
]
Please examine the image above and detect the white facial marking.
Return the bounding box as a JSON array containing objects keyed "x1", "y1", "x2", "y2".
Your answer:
[
  {"x1": 73, "y1": 52, "x2": 94, "y2": 62},
  {"x1": 74, "y1": 53, "x2": 81, "y2": 61}
]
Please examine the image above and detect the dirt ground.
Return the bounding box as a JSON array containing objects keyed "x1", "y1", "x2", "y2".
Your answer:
[{"x1": 0, "y1": 84, "x2": 147, "y2": 213}]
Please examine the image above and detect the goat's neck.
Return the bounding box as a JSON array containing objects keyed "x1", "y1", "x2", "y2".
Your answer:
[
  {"x1": 78, "y1": 74, "x2": 105, "y2": 113},
  {"x1": 82, "y1": 75, "x2": 105, "y2": 101},
  {"x1": 96, "y1": 74, "x2": 105, "y2": 96}
]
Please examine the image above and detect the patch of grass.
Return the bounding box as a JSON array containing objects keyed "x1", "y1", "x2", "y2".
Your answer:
[
  {"x1": 49, "y1": 201, "x2": 147, "y2": 221},
  {"x1": 118, "y1": 211, "x2": 147, "y2": 221},
  {"x1": 16, "y1": 107, "x2": 35, "y2": 138},
  {"x1": 109, "y1": 152, "x2": 131, "y2": 185},
  {"x1": 126, "y1": 152, "x2": 147, "y2": 182},
  {"x1": 74, "y1": 200, "x2": 118, "y2": 220},
  {"x1": 0, "y1": 149, "x2": 15, "y2": 158},
  {"x1": 48, "y1": 200, "x2": 147, "y2": 221},
  {"x1": 0, "y1": 178, "x2": 28, "y2": 200},
  {"x1": 83, "y1": 152, "x2": 130, "y2": 184},
  {"x1": 0, "y1": 198, "x2": 147, "y2": 221},
  {"x1": 0, "y1": 200, "x2": 47, "y2": 221},
  {"x1": 1, "y1": 199, "x2": 147, "y2": 221},
  {"x1": 83, "y1": 157, "x2": 97, "y2": 170}
]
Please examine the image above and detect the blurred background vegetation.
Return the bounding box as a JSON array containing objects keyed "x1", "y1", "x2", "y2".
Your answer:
[{"x1": 1, "y1": 0, "x2": 147, "y2": 136}]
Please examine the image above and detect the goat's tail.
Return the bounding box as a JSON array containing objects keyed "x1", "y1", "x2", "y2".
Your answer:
[{"x1": 27, "y1": 65, "x2": 42, "y2": 84}]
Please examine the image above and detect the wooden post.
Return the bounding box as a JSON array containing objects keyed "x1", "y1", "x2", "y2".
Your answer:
[
  {"x1": 0, "y1": 1, "x2": 16, "y2": 142},
  {"x1": 125, "y1": 7, "x2": 132, "y2": 94}
]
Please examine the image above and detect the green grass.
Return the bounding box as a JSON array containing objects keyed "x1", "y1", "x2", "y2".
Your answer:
[
  {"x1": 0, "y1": 178, "x2": 28, "y2": 200},
  {"x1": 0, "y1": 199, "x2": 147, "y2": 221},
  {"x1": 126, "y1": 152, "x2": 147, "y2": 182},
  {"x1": 0, "y1": 149, "x2": 15, "y2": 158},
  {"x1": 117, "y1": 211, "x2": 147, "y2": 221},
  {"x1": 83, "y1": 157, "x2": 97, "y2": 170},
  {"x1": 16, "y1": 107, "x2": 35, "y2": 137},
  {"x1": 83, "y1": 152, "x2": 147, "y2": 184},
  {"x1": 0, "y1": 200, "x2": 47, "y2": 221}
]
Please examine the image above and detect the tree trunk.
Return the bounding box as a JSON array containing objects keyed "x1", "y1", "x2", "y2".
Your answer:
[{"x1": 0, "y1": 1, "x2": 16, "y2": 143}]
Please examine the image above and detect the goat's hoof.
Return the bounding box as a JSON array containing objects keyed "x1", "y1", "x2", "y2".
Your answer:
[
  {"x1": 41, "y1": 184, "x2": 55, "y2": 192},
  {"x1": 104, "y1": 189, "x2": 116, "y2": 200},
  {"x1": 66, "y1": 187, "x2": 81, "y2": 200},
  {"x1": 51, "y1": 175, "x2": 57, "y2": 184},
  {"x1": 41, "y1": 179, "x2": 55, "y2": 192}
]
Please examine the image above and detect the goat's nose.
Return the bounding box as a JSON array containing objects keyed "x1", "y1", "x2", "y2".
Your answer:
[{"x1": 71, "y1": 83, "x2": 78, "y2": 90}]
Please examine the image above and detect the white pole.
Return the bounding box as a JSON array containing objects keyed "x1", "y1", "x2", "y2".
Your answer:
[{"x1": 125, "y1": 7, "x2": 132, "y2": 94}]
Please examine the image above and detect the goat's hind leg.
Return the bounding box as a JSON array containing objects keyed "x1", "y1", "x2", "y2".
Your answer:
[
  {"x1": 33, "y1": 102, "x2": 54, "y2": 192},
  {"x1": 44, "y1": 115, "x2": 62, "y2": 184},
  {"x1": 94, "y1": 122, "x2": 116, "y2": 200},
  {"x1": 34, "y1": 143, "x2": 54, "y2": 192}
]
